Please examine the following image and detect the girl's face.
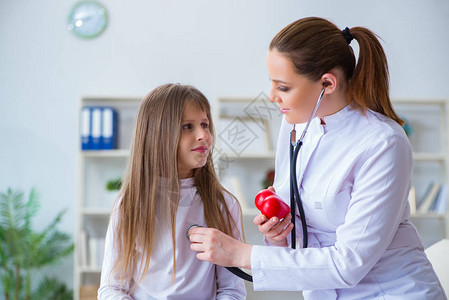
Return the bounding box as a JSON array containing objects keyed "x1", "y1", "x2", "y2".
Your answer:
[
  {"x1": 177, "y1": 102, "x2": 212, "y2": 179},
  {"x1": 266, "y1": 49, "x2": 324, "y2": 124}
]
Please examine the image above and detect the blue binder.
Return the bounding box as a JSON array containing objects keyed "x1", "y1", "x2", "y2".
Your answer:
[
  {"x1": 80, "y1": 106, "x2": 119, "y2": 150},
  {"x1": 80, "y1": 106, "x2": 92, "y2": 150},
  {"x1": 101, "y1": 107, "x2": 118, "y2": 149},
  {"x1": 91, "y1": 107, "x2": 102, "y2": 150}
]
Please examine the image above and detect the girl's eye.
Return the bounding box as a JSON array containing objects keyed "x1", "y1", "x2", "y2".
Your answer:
[
  {"x1": 201, "y1": 122, "x2": 209, "y2": 129},
  {"x1": 277, "y1": 86, "x2": 290, "y2": 92},
  {"x1": 182, "y1": 123, "x2": 192, "y2": 130}
]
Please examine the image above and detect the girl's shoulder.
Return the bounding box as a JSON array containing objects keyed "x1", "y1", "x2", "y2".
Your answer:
[
  {"x1": 221, "y1": 189, "x2": 236, "y2": 202},
  {"x1": 108, "y1": 198, "x2": 121, "y2": 224},
  {"x1": 221, "y1": 189, "x2": 241, "y2": 210}
]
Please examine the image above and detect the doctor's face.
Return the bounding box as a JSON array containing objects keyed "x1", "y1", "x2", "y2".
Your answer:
[{"x1": 266, "y1": 49, "x2": 324, "y2": 124}]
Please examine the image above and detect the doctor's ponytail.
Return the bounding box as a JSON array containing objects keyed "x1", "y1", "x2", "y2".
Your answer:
[
  {"x1": 270, "y1": 17, "x2": 404, "y2": 125},
  {"x1": 346, "y1": 27, "x2": 404, "y2": 125}
]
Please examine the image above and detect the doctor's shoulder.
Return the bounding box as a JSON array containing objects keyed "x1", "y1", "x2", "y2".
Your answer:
[
  {"x1": 360, "y1": 110, "x2": 412, "y2": 159},
  {"x1": 366, "y1": 109, "x2": 410, "y2": 141}
]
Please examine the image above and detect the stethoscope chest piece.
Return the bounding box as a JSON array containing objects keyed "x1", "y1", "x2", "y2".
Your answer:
[{"x1": 186, "y1": 224, "x2": 202, "y2": 240}]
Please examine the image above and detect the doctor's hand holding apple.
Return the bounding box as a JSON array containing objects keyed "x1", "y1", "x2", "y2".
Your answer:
[{"x1": 253, "y1": 186, "x2": 294, "y2": 247}]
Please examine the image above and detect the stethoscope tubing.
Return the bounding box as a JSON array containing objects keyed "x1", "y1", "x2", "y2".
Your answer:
[
  {"x1": 226, "y1": 266, "x2": 253, "y2": 282},
  {"x1": 290, "y1": 87, "x2": 325, "y2": 249},
  {"x1": 290, "y1": 140, "x2": 308, "y2": 248}
]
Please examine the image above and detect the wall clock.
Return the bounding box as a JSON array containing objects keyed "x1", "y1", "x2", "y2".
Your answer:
[{"x1": 67, "y1": 1, "x2": 108, "y2": 39}]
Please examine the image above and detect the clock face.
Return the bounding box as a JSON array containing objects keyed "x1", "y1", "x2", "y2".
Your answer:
[{"x1": 67, "y1": 1, "x2": 108, "y2": 39}]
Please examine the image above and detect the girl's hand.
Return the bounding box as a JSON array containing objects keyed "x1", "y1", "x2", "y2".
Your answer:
[
  {"x1": 253, "y1": 213, "x2": 293, "y2": 247},
  {"x1": 189, "y1": 227, "x2": 252, "y2": 269}
]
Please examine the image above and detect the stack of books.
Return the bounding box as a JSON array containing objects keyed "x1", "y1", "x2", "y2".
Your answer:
[
  {"x1": 413, "y1": 182, "x2": 448, "y2": 214},
  {"x1": 79, "y1": 230, "x2": 106, "y2": 269}
]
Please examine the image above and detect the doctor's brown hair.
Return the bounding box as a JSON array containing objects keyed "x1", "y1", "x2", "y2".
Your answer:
[
  {"x1": 110, "y1": 83, "x2": 243, "y2": 292},
  {"x1": 269, "y1": 17, "x2": 404, "y2": 125}
]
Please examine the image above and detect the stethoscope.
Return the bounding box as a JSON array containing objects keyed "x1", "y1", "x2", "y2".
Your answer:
[
  {"x1": 290, "y1": 87, "x2": 326, "y2": 249},
  {"x1": 187, "y1": 87, "x2": 326, "y2": 282}
]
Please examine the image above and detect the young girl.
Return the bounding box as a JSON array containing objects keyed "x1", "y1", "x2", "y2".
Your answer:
[
  {"x1": 189, "y1": 17, "x2": 446, "y2": 299},
  {"x1": 98, "y1": 83, "x2": 246, "y2": 299}
]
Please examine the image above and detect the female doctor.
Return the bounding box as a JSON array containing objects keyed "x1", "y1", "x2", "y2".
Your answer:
[{"x1": 189, "y1": 17, "x2": 446, "y2": 299}]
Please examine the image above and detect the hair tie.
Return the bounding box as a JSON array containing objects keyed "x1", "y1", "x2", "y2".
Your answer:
[{"x1": 342, "y1": 27, "x2": 353, "y2": 44}]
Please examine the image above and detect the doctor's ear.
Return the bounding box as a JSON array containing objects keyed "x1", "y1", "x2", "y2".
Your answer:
[{"x1": 320, "y1": 73, "x2": 338, "y2": 94}]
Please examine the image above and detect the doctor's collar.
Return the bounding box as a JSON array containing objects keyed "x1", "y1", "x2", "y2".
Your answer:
[{"x1": 322, "y1": 105, "x2": 355, "y2": 128}]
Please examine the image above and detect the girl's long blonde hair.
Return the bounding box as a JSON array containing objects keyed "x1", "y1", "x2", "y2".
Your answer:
[{"x1": 111, "y1": 83, "x2": 242, "y2": 290}]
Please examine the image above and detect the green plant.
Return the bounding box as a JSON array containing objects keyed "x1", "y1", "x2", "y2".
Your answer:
[
  {"x1": 105, "y1": 178, "x2": 122, "y2": 191},
  {"x1": 30, "y1": 276, "x2": 72, "y2": 300},
  {"x1": 0, "y1": 188, "x2": 74, "y2": 300}
]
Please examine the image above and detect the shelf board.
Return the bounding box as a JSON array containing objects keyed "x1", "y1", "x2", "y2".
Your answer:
[
  {"x1": 81, "y1": 149, "x2": 130, "y2": 158},
  {"x1": 412, "y1": 153, "x2": 447, "y2": 161},
  {"x1": 82, "y1": 208, "x2": 111, "y2": 216},
  {"x1": 410, "y1": 212, "x2": 448, "y2": 219},
  {"x1": 78, "y1": 266, "x2": 102, "y2": 273},
  {"x1": 392, "y1": 99, "x2": 448, "y2": 105}
]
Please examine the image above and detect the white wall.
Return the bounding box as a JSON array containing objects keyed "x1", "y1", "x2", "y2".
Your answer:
[{"x1": 1, "y1": 0, "x2": 448, "y2": 290}]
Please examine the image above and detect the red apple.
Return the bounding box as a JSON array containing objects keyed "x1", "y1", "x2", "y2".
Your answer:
[
  {"x1": 260, "y1": 195, "x2": 291, "y2": 219},
  {"x1": 254, "y1": 189, "x2": 276, "y2": 210}
]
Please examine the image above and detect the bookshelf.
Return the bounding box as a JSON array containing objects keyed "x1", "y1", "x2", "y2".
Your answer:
[
  {"x1": 391, "y1": 99, "x2": 449, "y2": 246},
  {"x1": 74, "y1": 96, "x2": 141, "y2": 300}
]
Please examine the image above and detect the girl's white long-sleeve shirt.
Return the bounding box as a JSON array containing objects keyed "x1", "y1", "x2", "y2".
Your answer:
[
  {"x1": 98, "y1": 177, "x2": 246, "y2": 300},
  {"x1": 251, "y1": 105, "x2": 446, "y2": 299}
]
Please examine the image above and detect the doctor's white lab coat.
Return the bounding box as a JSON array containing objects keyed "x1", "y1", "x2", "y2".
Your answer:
[{"x1": 251, "y1": 105, "x2": 446, "y2": 299}]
